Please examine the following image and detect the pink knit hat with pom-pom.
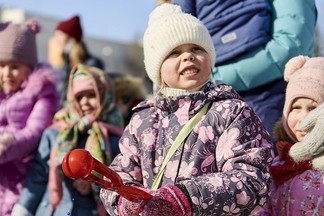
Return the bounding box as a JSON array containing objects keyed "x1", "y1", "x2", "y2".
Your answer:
[
  {"x1": 283, "y1": 55, "x2": 324, "y2": 141},
  {"x1": 0, "y1": 19, "x2": 41, "y2": 67}
]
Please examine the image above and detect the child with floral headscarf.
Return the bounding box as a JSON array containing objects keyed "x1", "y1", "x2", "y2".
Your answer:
[{"x1": 12, "y1": 64, "x2": 124, "y2": 216}]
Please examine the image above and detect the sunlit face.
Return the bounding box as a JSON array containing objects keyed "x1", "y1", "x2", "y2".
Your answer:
[
  {"x1": 287, "y1": 98, "x2": 318, "y2": 141},
  {"x1": 53, "y1": 30, "x2": 71, "y2": 46},
  {"x1": 0, "y1": 63, "x2": 31, "y2": 93},
  {"x1": 74, "y1": 89, "x2": 98, "y2": 116},
  {"x1": 160, "y1": 44, "x2": 211, "y2": 90}
]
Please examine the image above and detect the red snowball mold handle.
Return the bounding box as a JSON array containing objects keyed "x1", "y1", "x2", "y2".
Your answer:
[{"x1": 62, "y1": 149, "x2": 152, "y2": 202}]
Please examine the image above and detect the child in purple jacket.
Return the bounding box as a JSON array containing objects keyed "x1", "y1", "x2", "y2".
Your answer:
[
  {"x1": 100, "y1": 3, "x2": 273, "y2": 216},
  {"x1": 0, "y1": 19, "x2": 59, "y2": 215},
  {"x1": 261, "y1": 56, "x2": 324, "y2": 216}
]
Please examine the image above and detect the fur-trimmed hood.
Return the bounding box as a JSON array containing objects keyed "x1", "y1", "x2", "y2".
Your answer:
[
  {"x1": 273, "y1": 118, "x2": 294, "y2": 143},
  {"x1": 23, "y1": 62, "x2": 60, "y2": 96}
]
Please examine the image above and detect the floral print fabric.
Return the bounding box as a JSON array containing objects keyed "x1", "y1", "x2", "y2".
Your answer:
[
  {"x1": 100, "y1": 81, "x2": 274, "y2": 215},
  {"x1": 262, "y1": 156, "x2": 324, "y2": 216}
]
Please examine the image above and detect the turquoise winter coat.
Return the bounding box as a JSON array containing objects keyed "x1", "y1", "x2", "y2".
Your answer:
[{"x1": 212, "y1": 0, "x2": 317, "y2": 91}]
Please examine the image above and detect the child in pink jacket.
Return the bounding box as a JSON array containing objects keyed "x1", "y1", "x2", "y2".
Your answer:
[
  {"x1": 262, "y1": 56, "x2": 324, "y2": 215},
  {"x1": 0, "y1": 20, "x2": 59, "y2": 215}
]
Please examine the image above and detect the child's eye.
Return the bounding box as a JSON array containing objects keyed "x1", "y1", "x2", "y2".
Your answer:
[
  {"x1": 87, "y1": 92, "x2": 96, "y2": 98},
  {"x1": 167, "y1": 50, "x2": 180, "y2": 58},
  {"x1": 291, "y1": 105, "x2": 301, "y2": 110},
  {"x1": 76, "y1": 93, "x2": 95, "y2": 101},
  {"x1": 191, "y1": 46, "x2": 206, "y2": 53},
  {"x1": 11, "y1": 64, "x2": 20, "y2": 70},
  {"x1": 308, "y1": 105, "x2": 317, "y2": 112},
  {"x1": 192, "y1": 46, "x2": 203, "y2": 51}
]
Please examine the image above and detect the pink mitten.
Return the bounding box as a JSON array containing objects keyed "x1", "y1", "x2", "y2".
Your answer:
[
  {"x1": 117, "y1": 197, "x2": 146, "y2": 216},
  {"x1": 117, "y1": 187, "x2": 147, "y2": 216},
  {"x1": 142, "y1": 184, "x2": 191, "y2": 216}
]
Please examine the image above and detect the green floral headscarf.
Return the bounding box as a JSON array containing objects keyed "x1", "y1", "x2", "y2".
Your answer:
[{"x1": 53, "y1": 64, "x2": 124, "y2": 165}]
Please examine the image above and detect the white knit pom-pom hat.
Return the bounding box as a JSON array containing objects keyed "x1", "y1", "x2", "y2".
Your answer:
[{"x1": 143, "y1": 3, "x2": 216, "y2": 86}]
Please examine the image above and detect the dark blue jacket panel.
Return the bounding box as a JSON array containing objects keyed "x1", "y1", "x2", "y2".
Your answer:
[{"x1": 173, "y1": 0, "x2": 272, "y2": 64}]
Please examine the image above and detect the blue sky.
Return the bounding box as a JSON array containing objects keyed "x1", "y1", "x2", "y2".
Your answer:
[{"x1": 0, "y1": 0, "x2": 157, "y2": 43}]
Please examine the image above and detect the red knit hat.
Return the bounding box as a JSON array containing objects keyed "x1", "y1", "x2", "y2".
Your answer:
[{"x1": 56, "y1": 15, "x2": 82, "y2": 42}]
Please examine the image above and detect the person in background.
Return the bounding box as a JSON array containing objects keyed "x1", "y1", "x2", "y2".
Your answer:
[
  {"x1": 100, "y1": 4, "x2": 273, "y2": 216},
  {"x1": 315, "y1": 0, "x2": 324, "y2": 56},
  {"x1": 113, "y1": 74, "x2": 147, "y2": 126},
  {"x1": 261, "y1": 56, "x2": 324, "y2": 215},
  {"x1": 156, "y1": 0, "x2": 170, "y2": 4},
  {"x1": 11, "y1": 64, "x2": 124, "y2": 216},
  {"x1": 48, "y1": 15, "x2": 105, "y2": 107},
  {"x1": 172, "y1": 0, "x2": 317, "y2": 153},
  {"x1": 0, "y1": 19, "x2": 59, "y2": 216}
]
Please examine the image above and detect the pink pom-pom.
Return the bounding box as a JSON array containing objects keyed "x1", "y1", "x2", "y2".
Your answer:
[
  {"x1": 284, "y1": 55, "x2": 309, "y2": 82},
  {"x1": 25, "y1": 18, "x2": 41, "y2": 34}
]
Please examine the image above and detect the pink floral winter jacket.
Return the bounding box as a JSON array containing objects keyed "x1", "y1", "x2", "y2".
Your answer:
[
  {"x1": 263, "y1": 157, "x2": 324, "y2": 216},
  {"x1": 100, "y1": 81, "x2": 274, "y2": 215},
  {"x1": 0, "y1": 63, "x2": 59, "y2": 216}
]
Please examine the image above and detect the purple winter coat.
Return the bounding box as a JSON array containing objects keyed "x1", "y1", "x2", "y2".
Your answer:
[
  {"x1": 0, "y1": 63, "x2": 59, "y2": 216},
  {"x1": 261, "y1": 157, "x2": 324, "y2": 216},
  {"x1": 100, "y1": 81, "x2": 274, "y2": 215}
]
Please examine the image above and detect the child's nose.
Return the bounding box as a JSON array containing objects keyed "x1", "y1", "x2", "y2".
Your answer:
[
  {"x1": 79, "y1": 96, "x2": 88, "y2": 105},
  {"x1": 299, "y1": 110, "x2": 310, "y2": 122},
  {"x1": 182, "y1": 52, "x2": 194, "y2": 61}
]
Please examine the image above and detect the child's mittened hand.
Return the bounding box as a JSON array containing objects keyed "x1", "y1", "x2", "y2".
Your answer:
[
  {"x1": 312, "y1": 153, "x2": 324, "y2": 170},
  {"x1": 117, "y1": 184, "x2": 191, "y2": 216},
  {"x1": 117, "y1": 196, "x2": 146, "y2": 216},
  {"x1": 142, "y1": 184, "x2": 191, "y2": 216},
  {"x1": 290, "y1": 103, "x2": 324, "y2": 162}
]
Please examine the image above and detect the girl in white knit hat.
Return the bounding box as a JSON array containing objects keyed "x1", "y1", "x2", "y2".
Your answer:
[
  {"x1": 261, "y1": 55, "x2": 324, "y2": 216},
  {"x1": 100, "y1": 3, "x2": 273, "y2": 216}
]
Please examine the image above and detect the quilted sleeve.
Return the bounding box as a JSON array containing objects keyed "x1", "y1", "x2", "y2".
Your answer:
[{"x1": 212, "y1": 0, "x2": 317, "y2": 91}]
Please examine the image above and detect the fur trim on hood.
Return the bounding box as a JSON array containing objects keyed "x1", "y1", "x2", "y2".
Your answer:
[
  {"x1": 273, "y1": 118, "x2": 294, "y2": 143},
  {"x1": 24, "y1": 62, "x2": 60, "y2": 96}
]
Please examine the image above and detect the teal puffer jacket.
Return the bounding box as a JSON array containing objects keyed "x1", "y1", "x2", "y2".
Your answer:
[{"x1": 212, "y1": 0, "x2": 317, "y2": 92}]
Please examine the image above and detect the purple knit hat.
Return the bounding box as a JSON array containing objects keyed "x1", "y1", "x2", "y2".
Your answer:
[
  {"x1": 283, "y1": 55, "x2": 324, "y2": 141},
  {"x1": 0, "y1": 19, "x2": 41, "y2": 67}
]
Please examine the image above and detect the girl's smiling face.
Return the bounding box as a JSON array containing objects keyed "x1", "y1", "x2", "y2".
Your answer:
[
  {"x1": 0, "y1": 63, "x2": 31, "y2": 93},
  {"x1": 160, "y1": 44, "x2": 211, "y2": 90},
  {"x1": 74, "y1": 89, "x2": 98, "y2": 116},
  {"x1": 287, "y1": 97, "x2": 318, "y2": 141}
]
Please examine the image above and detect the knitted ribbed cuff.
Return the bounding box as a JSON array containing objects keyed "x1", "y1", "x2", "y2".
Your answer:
[
  {"x1": 161, "y1": 184, "x2": 192, "y2": 215},
  {"x1": 312, "y1": 153, "x2": 324, "y2": 171}
]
